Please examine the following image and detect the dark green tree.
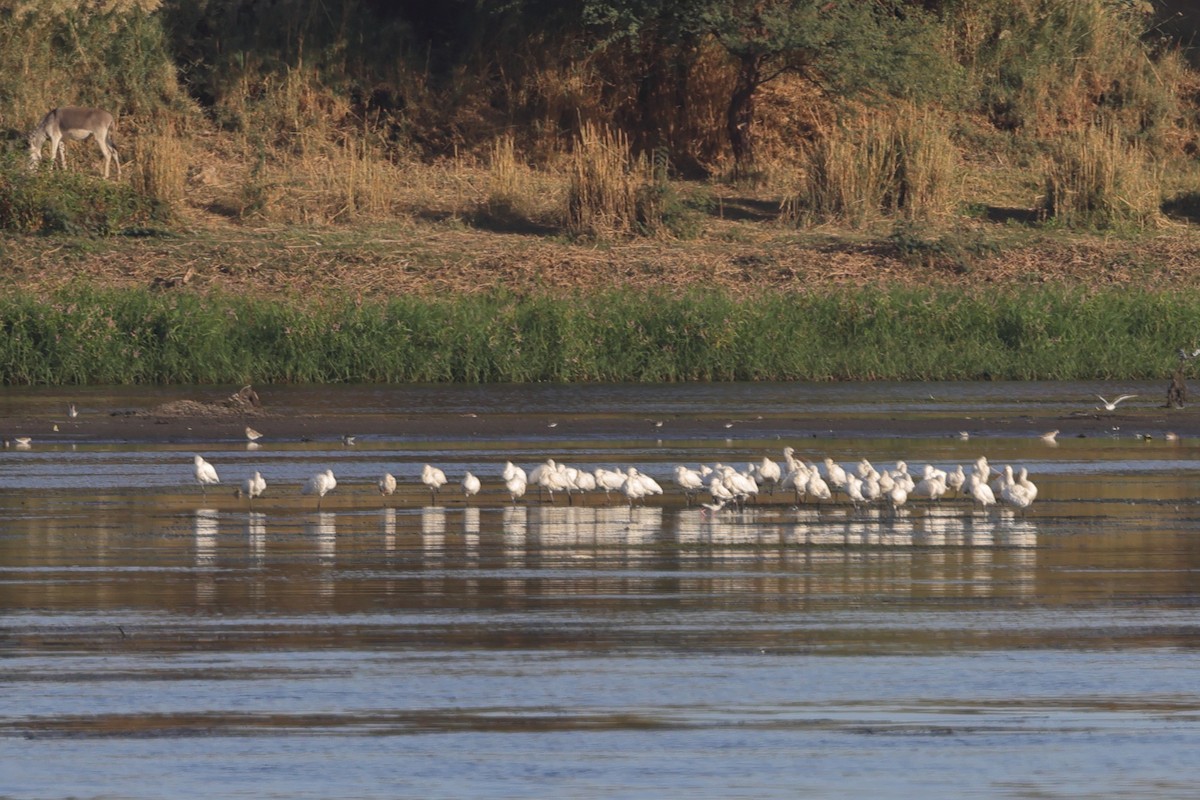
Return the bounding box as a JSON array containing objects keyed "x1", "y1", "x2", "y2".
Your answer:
[{"x1": 586, "y1": 0, "x2": 945, "y2": 173}]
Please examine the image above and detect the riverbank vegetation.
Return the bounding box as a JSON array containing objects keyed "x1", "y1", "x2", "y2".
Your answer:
[
  {"x1": 3, "y1": 1, "x2": 1200, "y2": 384},
  {"x1": 0, "y1": 286, "x2": 1194, "y2": 385}
]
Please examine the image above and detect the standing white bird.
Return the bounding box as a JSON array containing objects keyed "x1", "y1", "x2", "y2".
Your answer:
[
  {"x1": 244, "y1": 426, "x2": 263, "y2": 442},
  {"x1": 462, "y1": 471, "x2": 481, "y2": 503},
  {"x1": 674, "y1": 465, "x2": 706, "y2": 505},
  {"x1": 1096, "y1": 394, "x2": 1137, "y2": 411},
  {"x1": 241, "y1": 471, "x2": 267, "y2": 509},
  {"x1": 999, "y1": 465, "x2": 1035, "y2": 513},
  {"x1": 966, "y1": 471, "x2": 996, "y2": 511},
  {"x1": 755, "y1": 457, "x2": 782, "y2": 495},
  {"x1": 302, "y1": 469, "x2": 337, "y2": 511},
  {"x1": 378, "y1": 473, "x2": 397, "y2": 497},
  {"x1": 193, "y1": 455, "x2": 220, "y2": 497},
  {"x1": 505, "y1": 471, "x2": 527, "y2": 505},
  {"x1": 421, "y1": 464, "x2": 448, "y2": 504},
  {"x1": 68, "y1": 403, "x2": 78, "y2": 419}
]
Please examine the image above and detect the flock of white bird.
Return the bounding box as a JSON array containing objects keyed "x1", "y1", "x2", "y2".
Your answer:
[{"x1": 192, "y1": 443, "x2": 1038, "y2": 516}]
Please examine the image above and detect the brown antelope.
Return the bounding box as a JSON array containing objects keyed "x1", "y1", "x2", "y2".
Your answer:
[{"x1": 28, "y1": 106, "x2": 121, "y2": 179}]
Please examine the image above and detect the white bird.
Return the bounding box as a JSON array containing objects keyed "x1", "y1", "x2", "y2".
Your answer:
[
  {"x1": 245, "y1": 426, "x2": 263, "y2": 442},
  {"x1": 462, "y1": 471, "x2": 481, "y2": 503},
  {"x1": 1040, "y1": 429, "x2": 1059, "y2": 443},
  {"x1": 505, "y1": 472, "x2": 527, "y2": 505},
  {"x1": 68, "y1": 403, "x2": 78, "y2": 419},
  {"x1": 302, "y1": 469, "x2": 337, "y2": 511},
  {"x1": 1016, "y1": 467, "x2": 1038, "y2": 503},
  {"x1": 13, "y1": 437, "x2": 32, "y2": 449},
  {"x1": 193, "y1": 455, "x2": 220, "y2": 496},
  {"x1": 595, "y1": 467, "x2": 628, "y2": 502},
  {"x1": 1096, "y1": 394, "x2": 1137, "y2": 411},
  {"x1": 844, "y1": 473, "x2": 866, "y2": 509},
  {"x1": 888, "y1": 481, "x2": 909, "y2": 514},
  {"x1": 822, "y1": 458, "x2": 847, "y2": 493},
  {"x1": 946, "y1": 465, "x2": 966, "y2": 497},
  {"x1": 342, "y1": 435, "x2": 357, "y2": 446},
  {"x1": 674, "y1": 465, "x2": 706, "y2": 505},
  {"x1": 911, "y1": 465, "x2": 947, "y2": 502},
  {"x1": 999, "y1": 466, "x2": 1035, "y2": 512},
  {"x1": 377, "y1": 473, "x2": 397, "y2": 497},
  {"x1": 241, "y1": 471, "x2": 267, "y2": 508},
  {"x1": 502, "y1": 461, "x2": 527, "y2": 484},
  {"x1": 422, "y1": 464, "x2": 448, "y2": 504},
  {"x1": 755, "y1": 457, "x2": 782, "y2": 495},
  {"x1": 621, "y1": 468, "x2": 649, "y2": 506},
  {"x1": 966, "y1": 471, "x2": 996, "y2": 511}
]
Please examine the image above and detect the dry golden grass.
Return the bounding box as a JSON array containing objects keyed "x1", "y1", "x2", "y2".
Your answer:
[
  {"x1": 131, "y1": 127, "x2": 188, "y2": 209},
  {"x1": 1043, "y1": 123, "x2": 1162, "y2": 228},
  {"x1": 786, "y1": 105, "x2": 959, "y2": 227},
  {"x1": 565, "y1": 122, "x2": 655, "y2": 237}
]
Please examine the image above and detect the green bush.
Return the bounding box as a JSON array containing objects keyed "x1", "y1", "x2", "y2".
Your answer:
[{"x1": 0, "y1": 169, "x2": 165, "y2": 235}]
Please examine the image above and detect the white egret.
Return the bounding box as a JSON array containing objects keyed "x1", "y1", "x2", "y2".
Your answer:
[
  {"x1": 302, "y1": 469, "x2": 337, "y2": 511},
  {"x1": 422, "y1": 464, "x2": 448, "y2": 504},
  {"x1": 193, "y1": 455, "x2": 220, "y2": 497}
]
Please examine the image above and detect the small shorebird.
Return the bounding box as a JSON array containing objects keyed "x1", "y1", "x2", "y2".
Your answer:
[
  {"x1": 1040, "y1": 429, "x2": 1059, "y2": 443},
  {"x1": 1096, "y1": 394, "x2": 1137, "y2": 411},
  {"x1": 342, "y1": 435, "x2": 357, "y2": 446},
  {"x1": 244, "y1": 426, "x2": 263, "y2": 442}
]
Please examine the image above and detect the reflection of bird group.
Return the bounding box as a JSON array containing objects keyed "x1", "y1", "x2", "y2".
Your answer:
[{"x1": 190, "y1": 447, "x2": 1038, "y2": 516}]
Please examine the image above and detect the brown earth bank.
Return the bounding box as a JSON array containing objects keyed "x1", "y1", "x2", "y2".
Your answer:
[{"x1": 5, "y1": 212, "x2": 1200, "y2": 300}]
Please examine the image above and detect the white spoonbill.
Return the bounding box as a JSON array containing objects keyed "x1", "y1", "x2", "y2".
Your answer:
[
  {"x1": 302, "y1": 469, "x2": 337, "y2": 511},
  {"x1": 193, "y1": 455, "x2": 220, "y2": 497},
  {"x1": 674, "y1": 465, "x2": 705, "y2": 505},
  {"x1": 755, "y1": 457, "x2": 782, "y2": 495},
  {"x1": 377, "y1": 473, "x2": 397, "y2": 497},
  {"x1": 462, "y1": 471, "x2": 481, "y2": 503},
  {"x1": 421, "y1": 464, "x2": 448, "y2": 504},
  {"x1": 241, "y1": 471, "x2": 267, "y2": 509},
  {"x1": 505, "y1": 471, "x2": 527, "y2": 505}
]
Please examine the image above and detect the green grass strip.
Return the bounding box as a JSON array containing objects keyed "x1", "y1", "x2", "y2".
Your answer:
[{"x1": 0, "y1": 286, "x2": 1193, "y2": 385}]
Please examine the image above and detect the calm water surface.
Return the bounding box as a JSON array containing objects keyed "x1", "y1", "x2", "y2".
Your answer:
[{"x1": 2, "y1": 382, "x2": 1200, "y2": 799}]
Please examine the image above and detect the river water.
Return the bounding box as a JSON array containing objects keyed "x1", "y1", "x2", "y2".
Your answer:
[{"x1": 2, "y1": 382, "x2": 1199, "y2": 798}]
